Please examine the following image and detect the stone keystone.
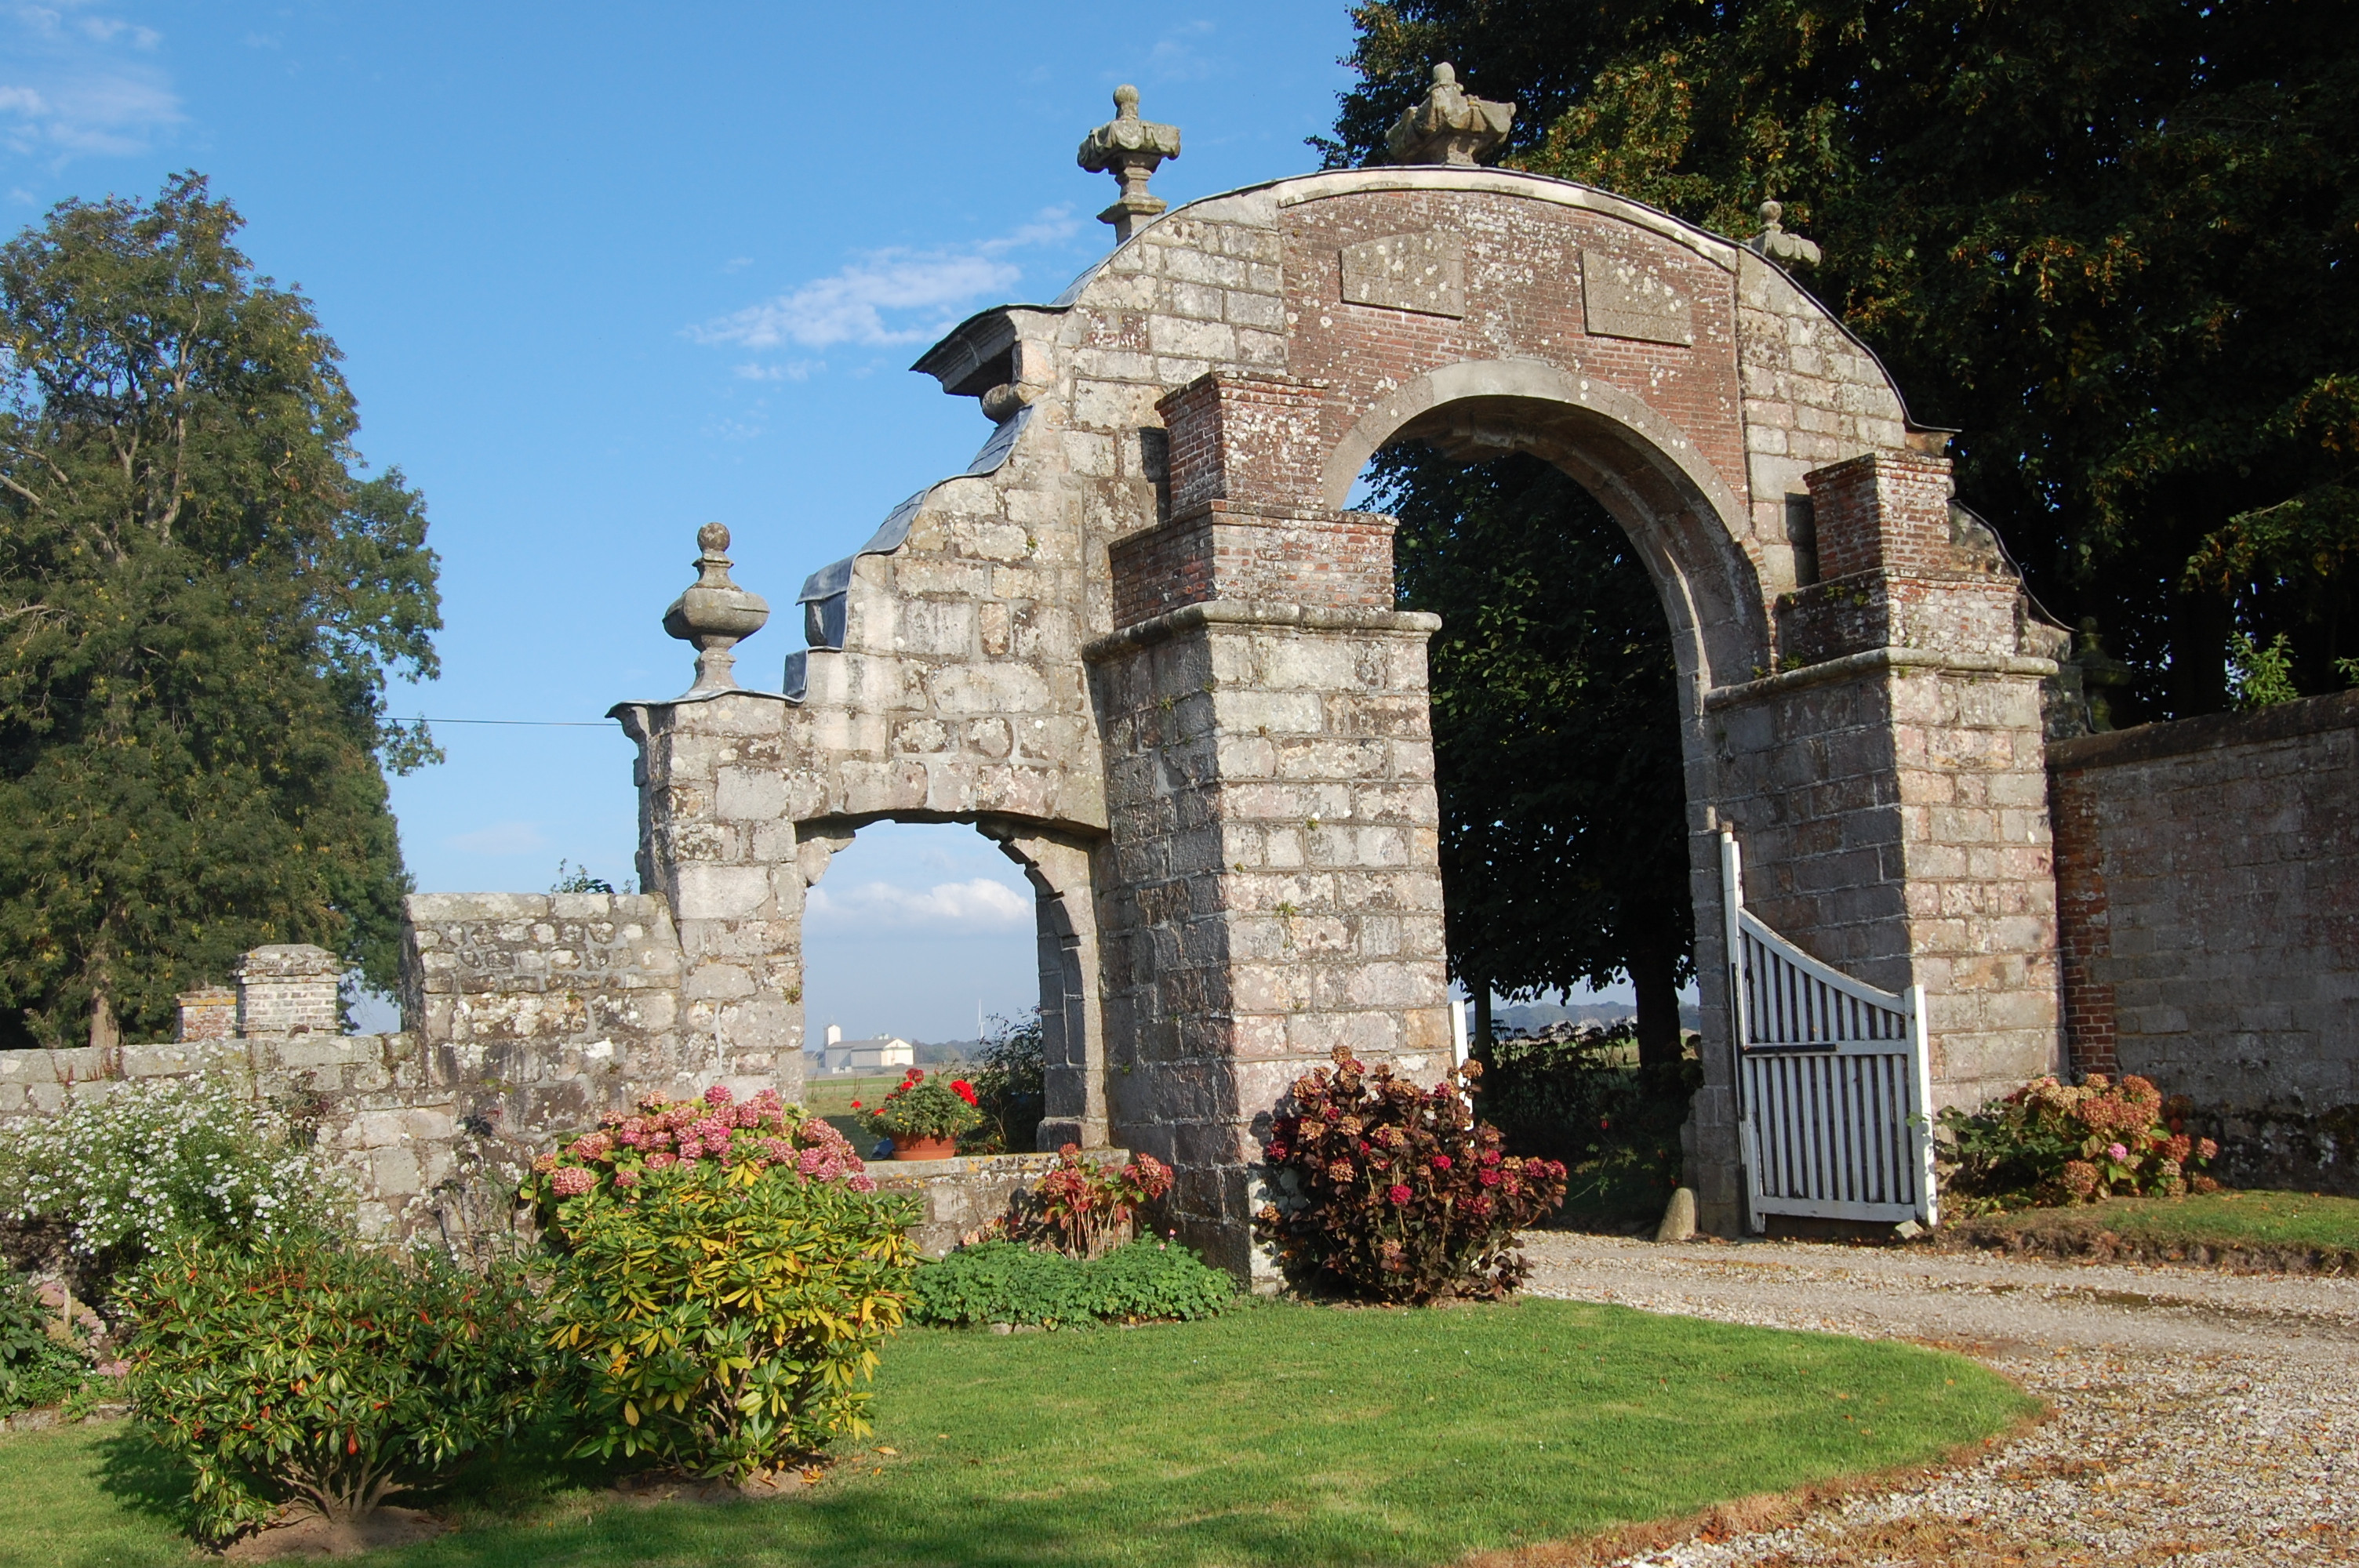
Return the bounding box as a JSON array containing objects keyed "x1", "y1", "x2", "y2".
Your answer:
[
  {"x1": 663, "y1": 522, "x2": 770, "y2": 695},
  {"x1": 1384, "y1": 63, "x2": 1514, "y2": 167},
  {"x1": 1745, "y1": 201, "x2": 1823, "y2": 268},
  {"x1": 1078, "y1": 85, "x2": 1181, "y2": 243}
]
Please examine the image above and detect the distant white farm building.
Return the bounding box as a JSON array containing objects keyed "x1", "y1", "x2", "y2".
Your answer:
[{"x1": 811, "y1": 1024, "x2": 914, "y2": 1074}]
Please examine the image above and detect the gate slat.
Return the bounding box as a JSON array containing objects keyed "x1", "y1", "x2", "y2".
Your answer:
[{"x1": 1721, "y1": 830, "x2": 1936, "y2": 1228}]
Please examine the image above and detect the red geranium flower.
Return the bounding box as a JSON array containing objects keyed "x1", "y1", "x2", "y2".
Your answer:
[{"x1": 950, "y1": 1080, "x2": 979, "y2": 1106}]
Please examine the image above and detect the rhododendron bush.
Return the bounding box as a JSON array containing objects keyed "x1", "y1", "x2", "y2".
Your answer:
[
  {"x1": 527, "y1": 1086, "x2": 918, "y2": 1478},
  {"x1": 1253, "y1": 1048, "x2": 1567, "y2": 1304},
  {"x1": 1936, "y1": 1073, "x2": 2221, "y2": 1214},
  {"x1": 124, "y1": 1234, "x2": 540, "y2": 1545}
]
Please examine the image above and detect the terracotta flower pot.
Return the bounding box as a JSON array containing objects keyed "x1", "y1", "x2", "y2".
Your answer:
[{"x1": 890, "y1": 1136, "x2": 958, "y2": 1161}]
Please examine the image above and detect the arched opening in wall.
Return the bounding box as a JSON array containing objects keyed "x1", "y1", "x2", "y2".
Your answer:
[
  {"x1": 798, "y1": 821, "x2": 1045, "y2": 1154},
  {"x1": 1361, "y1": 437, "x2": 1703, "y2": 1228}
]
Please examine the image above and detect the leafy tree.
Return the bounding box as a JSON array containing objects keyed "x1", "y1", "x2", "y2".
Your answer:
[
  {"x1": 0, "y1": 173, "x2": 439, "y2": 1050},
  {"x1": 1376, "y1": 446, "x2": 1692, "y2": 1068},
  {"x1": 1336, "y1": 0, "x2": 2359, "y2": 713}
]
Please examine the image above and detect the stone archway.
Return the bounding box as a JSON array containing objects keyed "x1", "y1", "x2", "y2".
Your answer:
[{"x1": 598, "y1": 157, "x2": 2067, "y2": 1267}]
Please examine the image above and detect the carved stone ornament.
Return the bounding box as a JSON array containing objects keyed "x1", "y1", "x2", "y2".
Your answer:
[
  {"x1": 1339, "y1": 231, "x2": 1466, "y2": 317},
  {"x1": 663, "y1": 522, "x2": 770, "y2": 694},
  {"x1": 1745, "y1": 200, "x2": 1823, "y2": 268},
  {"x1": 1581, "y1": 250, "x2": 1692, "y2": 346},
  {"x1": 1384, "y1": 63, "x2": 1515, "y2": 167},
  {"x1": 1078, "y1": 85, "x2": 1182, "y2": 243}
]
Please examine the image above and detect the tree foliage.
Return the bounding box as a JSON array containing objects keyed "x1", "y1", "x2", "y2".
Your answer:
[
  {"x1": 1376, "y1": 446, "x2": 1690, "y2": 1063},
  {"x1": 1337, "y1": 0, "x2": 2359, "y2": 711},
  {"x1": 0, "y1": 172, "x2": 440, "y2": 1047}
]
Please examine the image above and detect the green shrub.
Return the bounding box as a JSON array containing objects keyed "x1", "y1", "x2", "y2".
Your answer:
[
  {"x1": 1939, "y1": 1073, "x2": 2221, "y2": 1214},
  {"x1": 909, "y1": 1238, "x2": 1235, "y2": 1327},
  {"x1": 535, "y1": 1085, "x2": 920, "y2": 1479},
  {"x1": 0, "y1": 1272, "x2": 89, "y2": 1416},
  {"x1": 2, "y1": 1074, "x2": 340, "y2": 1303},
  {"x1": 122, "y1": 1233, "x2": 542, "y2": 1545},
  {"x1": 1082, "y1": 1238, "x2": 1235, "y2": 1323},
  {"x1": 960, "y1": 1010, "x2": 1045, "y2": 1155},
  {"x1": 910, "y1": 1241, "x2": 1091, "y2": 1327},
  {"x1": 1476, "y1": 1024, "x2": 1697, "y2": 1218},
  {"x1": 1255, "y1": 1048, "x2": 1568, "y2": 1304}
]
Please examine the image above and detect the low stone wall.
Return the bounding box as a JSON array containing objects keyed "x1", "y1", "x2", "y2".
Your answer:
[
  {"x1": 0, "y1": 1019, "x2": 1106, "y2": 1258},
  {"x1": 0, "y1": 1033, "x2": 474, "y2": 1240},
  {"x1": 871, "y1": 1148, "x2": 1131, "y2": 1257},
  {"x1": 2049, "y1": 690, "x2": 2359, "y2": 1193}
]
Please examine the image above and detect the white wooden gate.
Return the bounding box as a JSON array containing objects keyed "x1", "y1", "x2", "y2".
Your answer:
[{"x1": 1721, "y1": 830, "x2": 1938, "y2": 1229}]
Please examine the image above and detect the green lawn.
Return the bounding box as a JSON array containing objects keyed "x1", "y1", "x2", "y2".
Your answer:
[
  {"x1": 0, "y1": 1298, "x2": 2032, "y2": 1568},
  {"x1": 1960, "y1": 1187, "x2": 2359, "y2": 1255}
]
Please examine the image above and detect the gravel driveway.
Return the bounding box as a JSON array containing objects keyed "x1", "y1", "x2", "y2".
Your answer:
[{"x1": 1518, "y1": 1232, "x2": 2357, "y2": 1566}]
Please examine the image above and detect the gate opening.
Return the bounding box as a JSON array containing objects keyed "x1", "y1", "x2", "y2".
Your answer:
[{"x1": 1365, "y1": 437, "x2": 1700, "y2": 1225}]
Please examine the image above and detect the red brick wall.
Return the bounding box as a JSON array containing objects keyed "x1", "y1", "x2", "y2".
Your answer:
[
  {"x1": 2047, "y1": 769, "x2": 2117, "y2": 1077},
  {"x1": 1279, "y1": 191, "x2": 1747, "y2": 514},
  {"x1": 1158, "y1": 372, "x2": 1327, "y2": 518}
]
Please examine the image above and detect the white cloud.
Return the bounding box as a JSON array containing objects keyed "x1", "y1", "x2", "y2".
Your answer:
[
  {"x1": 692, "y1": 209, "x2": 1082, "y2": 360},
  {"x1": 805, "y1": 877, "x2": 1030, "y2": 933},
  {"x1": 734, "y1": 360, "x2": 817, "y2": 382},
  {"x1": 0, "y1": 4, "x2": 182, "y2": 163},
  {"x1": 444, "y1": 820, "x2": 551, "y2": 856}
]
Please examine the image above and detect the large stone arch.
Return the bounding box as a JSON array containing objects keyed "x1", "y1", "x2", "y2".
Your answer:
[{"x1": 605, "y1": 163, "x2": 2067, "y2": 1264}]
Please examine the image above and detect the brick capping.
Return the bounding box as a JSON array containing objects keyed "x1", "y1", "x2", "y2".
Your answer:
[
  {"x1": 2047, "y1": 687, "x2": 2359, "y2": 771},
  {"x1": 1081, "y1": 598, "x2": 1443, "y2": 662},
  {"x1": 1703, "y1": 645, "x2": 2059, "y2": 711}
]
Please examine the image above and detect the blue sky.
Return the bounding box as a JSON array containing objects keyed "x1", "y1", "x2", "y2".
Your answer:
[
  {"x1": 5, "y1": 2, "x2": 1647, "y2": 1039},
  {"x1": 2, "y1": 0, "x2": 1368, "y2": 1038}
]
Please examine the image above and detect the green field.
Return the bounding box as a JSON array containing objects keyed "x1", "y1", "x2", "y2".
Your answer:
[{"x1": 0, "y1": 1297, "x2": 2033, "y2": 1568}]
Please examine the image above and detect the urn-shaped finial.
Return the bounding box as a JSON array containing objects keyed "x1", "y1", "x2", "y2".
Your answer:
[
  {"x1": 1078, "y1": 85, "x2": 1182, "y2": 243},
  {"x1": 663, "y1": 522, "x2": 769, "y2": 694},
  {"x1": 1747, "y1": 200, "x2": 1823, "y2": 267},
  {"x1": 1384, "y1": 62, "x2": 1515, "y2": 166}
]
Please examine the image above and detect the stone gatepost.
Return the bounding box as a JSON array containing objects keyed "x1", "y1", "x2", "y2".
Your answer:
[
  {"x1": 1691, "y1": 450, "x2": 2065, "y2": 1233},
  {"x1": 610, "y1": 525, "x2": 805, "y2": 1105},
  {"x1": 1085, "y1": 371, "x2": 1453, "y2": 1275}
]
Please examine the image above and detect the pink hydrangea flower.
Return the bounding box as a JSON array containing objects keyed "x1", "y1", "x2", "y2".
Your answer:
[
  {"x1": 847, "y1": 1173, "x2": 876, "y2": 1193},
  {"x1": 533, "y1": 1152, "x2": 559, "y2": 1174},
  {"x1": 569, "y1": 1132, "x2": 612, "y2": 1161},
  {"x1": 1387, "y1": 1184, "x2": 1412, "y2": 1205},
  {"x1": 646, "y1": 1152, "x2": 678, "y2": 1170},
  {"x1": 612, "y1": 1168, "x2": 641, "y2": 1188},
  {"x1": 551, "y1": 1167, "x2": 595, "y2": 1197},
  {"x1": 704, "y1": 1083, "x2": 734, "y2": 1106},
  {"x1": 2108, "y1": 1142, "x2": 2130, "y2": 1162}
]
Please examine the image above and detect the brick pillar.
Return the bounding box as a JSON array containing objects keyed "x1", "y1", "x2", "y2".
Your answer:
[
  {"x1": 612, "y1": 691, "x2": 806, "y2": 1105},
  {"x1": 233, "y1": 945, "x2": 341, "y2": 1035},
  {"x1": 175, "y1": 986, "x2": 237, "y2": 1042},
  {"x1": 2047, "y1": 764, "x2": 2117, "y2": 1077}
]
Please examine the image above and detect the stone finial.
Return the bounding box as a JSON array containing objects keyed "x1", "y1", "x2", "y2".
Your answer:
[
  {"x1": 1078, "y1": 85, "x2": 1181, "y2": 243},
  {"x1": 2072, "y1": 617, "x2": 2135, "y2": 732},
  {"x1": 663, "y1": 522, "x2": 770, "y2": 694},
  {"x1": 1746, "y1": 200, "x2": 1823, "y2": 267},
  {"x1": 1384, "y1": 63, "x2": 1515, "y2": 166}
]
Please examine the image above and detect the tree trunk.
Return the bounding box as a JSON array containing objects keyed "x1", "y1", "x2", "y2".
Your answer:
[
  {"x1": 1629, "y1": 942, "x2": 1682, "y2": 1073},
  {"x1": 89, "y1": 987, "x2": 119, "y2": 1053}
]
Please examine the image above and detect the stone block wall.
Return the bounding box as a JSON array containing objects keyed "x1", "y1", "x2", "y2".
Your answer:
[
  {"x1": 2049, "y1": 691, "x2": 2359, "y2": 1193},
  {"x1": 1086, "y1": 602, "x2": 1449, "y2": 1275}
]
